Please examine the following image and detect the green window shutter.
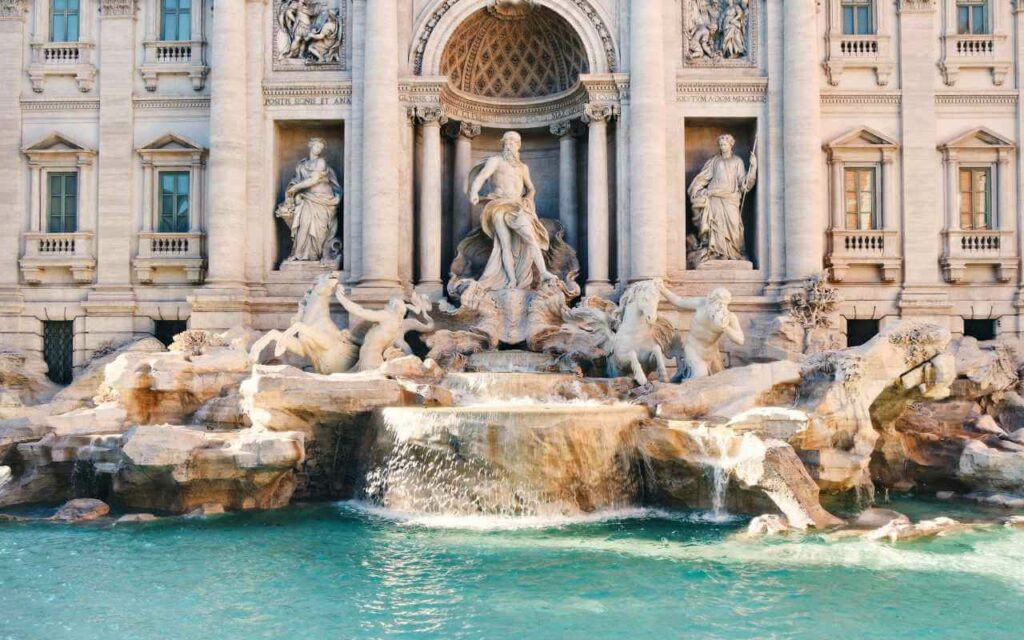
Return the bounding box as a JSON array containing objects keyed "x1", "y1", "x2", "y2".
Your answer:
[
  {"x1": 158, "y1": 171, "x2": 190, "y2": 233},
  {"x1": 47, "y1": 172, "x2": 78, "y2": 233}
]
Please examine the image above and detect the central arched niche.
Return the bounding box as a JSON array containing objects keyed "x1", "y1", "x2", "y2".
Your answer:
[{"x1": 440, "y1": 4, "x2": 589, "y2": 100}]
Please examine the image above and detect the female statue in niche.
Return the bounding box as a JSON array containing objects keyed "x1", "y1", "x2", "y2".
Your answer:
[
  {"x1": 688, "y1": 133, "x2": 757, "y2": 264},
  {"x1": 276, "y1": 137, "x2": 342, "y2": 264}
]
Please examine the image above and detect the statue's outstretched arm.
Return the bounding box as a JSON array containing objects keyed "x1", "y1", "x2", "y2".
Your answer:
[
  {"x1": 656, "y1": 280, "x2": 701, "y2": 311},
  {"x1": 335, "y1": 289, "x2": 390, "y2": 323}
]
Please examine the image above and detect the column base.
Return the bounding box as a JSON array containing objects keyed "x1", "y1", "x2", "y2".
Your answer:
[
  {"x1": 0, "y1": 287, "x2": 24, "y2": 315},
  {"x1": 351, "y1": 279, "x2": 405, "y2": 305},
  {"x1": 585, "y1": 280, "x2": 615, "y2": 298},
  {"x1": 414, "y1": 281, "x2": 445, "y2": 302},
  {"x1": 898, "y1": 286, "x2": 953, "y2": 322},
  {"x1": 83, "y1": 287, "x2": 138, "y2": 359},
  {"x1": 188, "y1": 287, "x2": 252, "y2": 331}
]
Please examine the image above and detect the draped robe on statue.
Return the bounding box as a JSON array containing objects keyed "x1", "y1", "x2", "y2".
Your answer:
[
  {"x1": 467, "y1": 159, "x2": 552, "y2": 291},
  {"x1": 688, "y1": 153, "x2": 756, "y2": 261},
  {"x1": 287, "y1": 159, "x2": 341, "y2": 261}
]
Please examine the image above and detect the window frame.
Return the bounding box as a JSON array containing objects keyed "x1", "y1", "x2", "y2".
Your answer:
[
  {"x1": 46, "y1": 170, "x2": 79, "y2": 234},
  {"x1": 958, "y1": 165, "x2": 993, "y2": 231},
  {"x1": 157, "y1": 170, "x2": 191, "y2": 233},
  {"x1": 956, "y1": 0, "x2": 991, "y2": 36},
  {"x1": 843, "y1": 164, "x2": 880, "y2": 231},
  {"x1": 841, "y1": 0, "x2": 875, "y2": 36},
  {"x1": 48, "y1": 0, "x2": 80, "y2": 43},
  {"x1": 160, "y1": 0, "x2": 193, "y2": 42}
]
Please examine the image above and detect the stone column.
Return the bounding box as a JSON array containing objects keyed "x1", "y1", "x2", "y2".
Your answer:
[
  {"x1": 357, "y1": 0, "x2": 402, "y2": 296},
  {"x1": 416, "y1": 107, "x2": 447, "y2": 299},
  {"x1": 83, "y1": 0, "x2": 140, "y2": 352},
  {"x1": 584, "y1": 104, "x2": 614, "y2": 296},
  {"x1": 628, "y1": 0, "x2": 668, "y2": 281},
  {"x1": 551, "y1": 121, "x2": 578, "y2": 249},
  {"x1": 205, "y1": 0, "x2": 247, "y2": 288},
  {"x1": 0, "y1": 1, "x2": 26, "y2": 314},
  {"x1": 782, "y1": 0, "x2": 824, "y2": 283},
  {"x1": 828, "y1": 152, "x2": 843, "y2": 230},
  {"x1": 450, "y1": 121, "x2": 481, "y2": 253},
  {"x1": 896, "y1": 0, "x2": 947, "y2": 314},
  {"x1": 189, "y1": 0, "x2": 249, "y2": 329}
]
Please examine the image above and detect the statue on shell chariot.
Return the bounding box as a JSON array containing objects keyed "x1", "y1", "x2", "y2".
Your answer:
[{"x1": 253, "y1": 130, "x2": 744, "y2": 385}]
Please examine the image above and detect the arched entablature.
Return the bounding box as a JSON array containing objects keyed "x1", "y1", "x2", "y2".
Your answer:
[{"x1": 410, "y1": 0, "x2": 618, "y2": 77}]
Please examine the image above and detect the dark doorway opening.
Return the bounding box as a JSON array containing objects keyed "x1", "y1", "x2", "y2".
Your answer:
[
  {"x1": 846, "y1": 319, "x2": 879, "y2": 348},
  {"x1": 154, "y1": 320, "x2": 188, "y2": 347},
  {"x1": 964, "y1": 319, "x2": 997, "y2": 342}
]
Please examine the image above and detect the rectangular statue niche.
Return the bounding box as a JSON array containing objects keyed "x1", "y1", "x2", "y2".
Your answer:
[
  {"x1": 273, "y1": 121, "x2": 345, "y2": 271},
  {"x1": 684, "y1": 118, "x2": 758, "y2": 270}
]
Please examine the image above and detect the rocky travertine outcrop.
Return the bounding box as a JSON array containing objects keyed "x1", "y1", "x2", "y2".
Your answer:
[
  {"x1": 958, "y1": 439, "x2": 1024, "y2": 493},
  {"x1": 636, "y1": 420, "x2": 842, "y2": 529},
  {"x1": 52, "y1": 498, "x2": 110, "y2": 523},
  {"x1": 948, "y1": 337, "x2": 1019, "y2": 400},
  {"x1": 241, "y1": 365, "x2": 416, "y2": 497},
  {"x1": 790, "y1": 322, "x2": 954, "y2": 492},
  {"x1": 113, "y1": 424, "x2": 304, "y2": 513},
  {"x1": 639, "y1": 360, "x2": 802, "y2": 420},
  {"x1": 104, "y1": 342, "x2": 252, "y2": 425},
  {"x1": 0, "y1": 349, "x2": 59, "y2": 420}
]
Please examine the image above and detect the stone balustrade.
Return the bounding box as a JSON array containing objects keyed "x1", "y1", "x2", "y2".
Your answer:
[
  {"x1": 941, "y1": 32, "x2": 1009, "y2": 85},
  {"x1": 19, "y1": 231, "x2": 96, "y2": 284},
  {"x1": 826, "y1": 229, "x2": 901, "y2": 283},
  {"x1": 141, "y1": 39, "x2": 208, "y2": 91},
  {"x1": 28, "y1": 41, "x2": 96, "y2": 92},
  {"x1": 941, "y1": 229, "x2": 1017, "y2": 283},
  {"x1": 133, "y1": 232, "x2": 205, "y2": 284},
  {"x1": 838, "y1": 36, "x2": 879, "y2": 57}
]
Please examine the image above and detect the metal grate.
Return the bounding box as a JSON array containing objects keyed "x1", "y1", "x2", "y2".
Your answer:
[{"x1": 43, "y1": 320, "x2": 74, "y2": 385}]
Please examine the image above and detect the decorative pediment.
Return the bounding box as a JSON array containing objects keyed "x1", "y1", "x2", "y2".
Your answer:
[
  {"x1": 940, "y1": 127, "x2": 1014, "y2": 151},
  {"x1": 23, "y1": 133, "x2": 95, "y2": 163},
  {"x1": 138, "y1": 133, "x2": 204, "y2": 152},
  {"x1": 137, "y1": 133, "x2": 206, "y2": 163},
  {"x1": 826, "y1": 127, "x2": 899, "y2": 151},
  {"x1": 23, "y1": 132, "x2": 91, "y2": 153}
]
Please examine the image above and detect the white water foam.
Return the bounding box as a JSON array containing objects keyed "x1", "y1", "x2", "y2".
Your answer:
[{"x1": 341, "y1": 500, "x2": 739, "y2": 531}]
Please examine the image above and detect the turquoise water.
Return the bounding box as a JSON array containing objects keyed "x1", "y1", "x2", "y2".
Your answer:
[{"x1": 2, "y1": 501, "x2": 1023, "y2": 639}]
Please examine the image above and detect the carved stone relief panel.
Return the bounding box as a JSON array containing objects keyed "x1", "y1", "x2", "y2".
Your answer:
[
  {"x1": 273, "y1": 0, "x2": 346, "y2": 71},
  {"x1": 683, "y1": 0, "x2": 758, "y2": 68}
]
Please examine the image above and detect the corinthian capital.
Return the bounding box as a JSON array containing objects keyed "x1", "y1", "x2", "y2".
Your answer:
[
  {"x1": 550, "y1": 121, "x2": 575, "y2": 138},
  {"x1": 415, "y1": 106, "x2": 448, "y2": 126},
  {"x1": 582, "y1": 103, "x2": 616, "y2": 125},
  {"x1": 445, "y1": 121, "x2": 482, "y2": 140}
]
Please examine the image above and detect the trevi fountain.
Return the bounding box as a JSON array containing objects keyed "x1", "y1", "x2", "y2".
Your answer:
[{"x1": 3, "y1": 0, "x2": 1024, "y2": 638}]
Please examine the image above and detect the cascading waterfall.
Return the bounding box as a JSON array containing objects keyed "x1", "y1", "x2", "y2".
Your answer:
[
  {"x1": 361, "y1": 399, "x2": 647, "y2": 519},
  {"x1": 688, "y1": 425, "x2": 767, "y2": 520}
]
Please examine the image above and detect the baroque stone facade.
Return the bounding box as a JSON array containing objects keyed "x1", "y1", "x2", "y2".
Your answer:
[{"x1": 3, "y1": 0, "x2": 1024, "y2": 375}]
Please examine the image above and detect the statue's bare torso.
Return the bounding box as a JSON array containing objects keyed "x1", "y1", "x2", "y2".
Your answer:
[{"x1": 483, "y1": 157, "x2": 528, "y2": 201}]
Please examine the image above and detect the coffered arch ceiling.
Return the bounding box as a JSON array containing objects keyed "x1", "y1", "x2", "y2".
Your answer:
[{"x1": 440, "y1": 6, "x2": 590, "y2": 100}]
